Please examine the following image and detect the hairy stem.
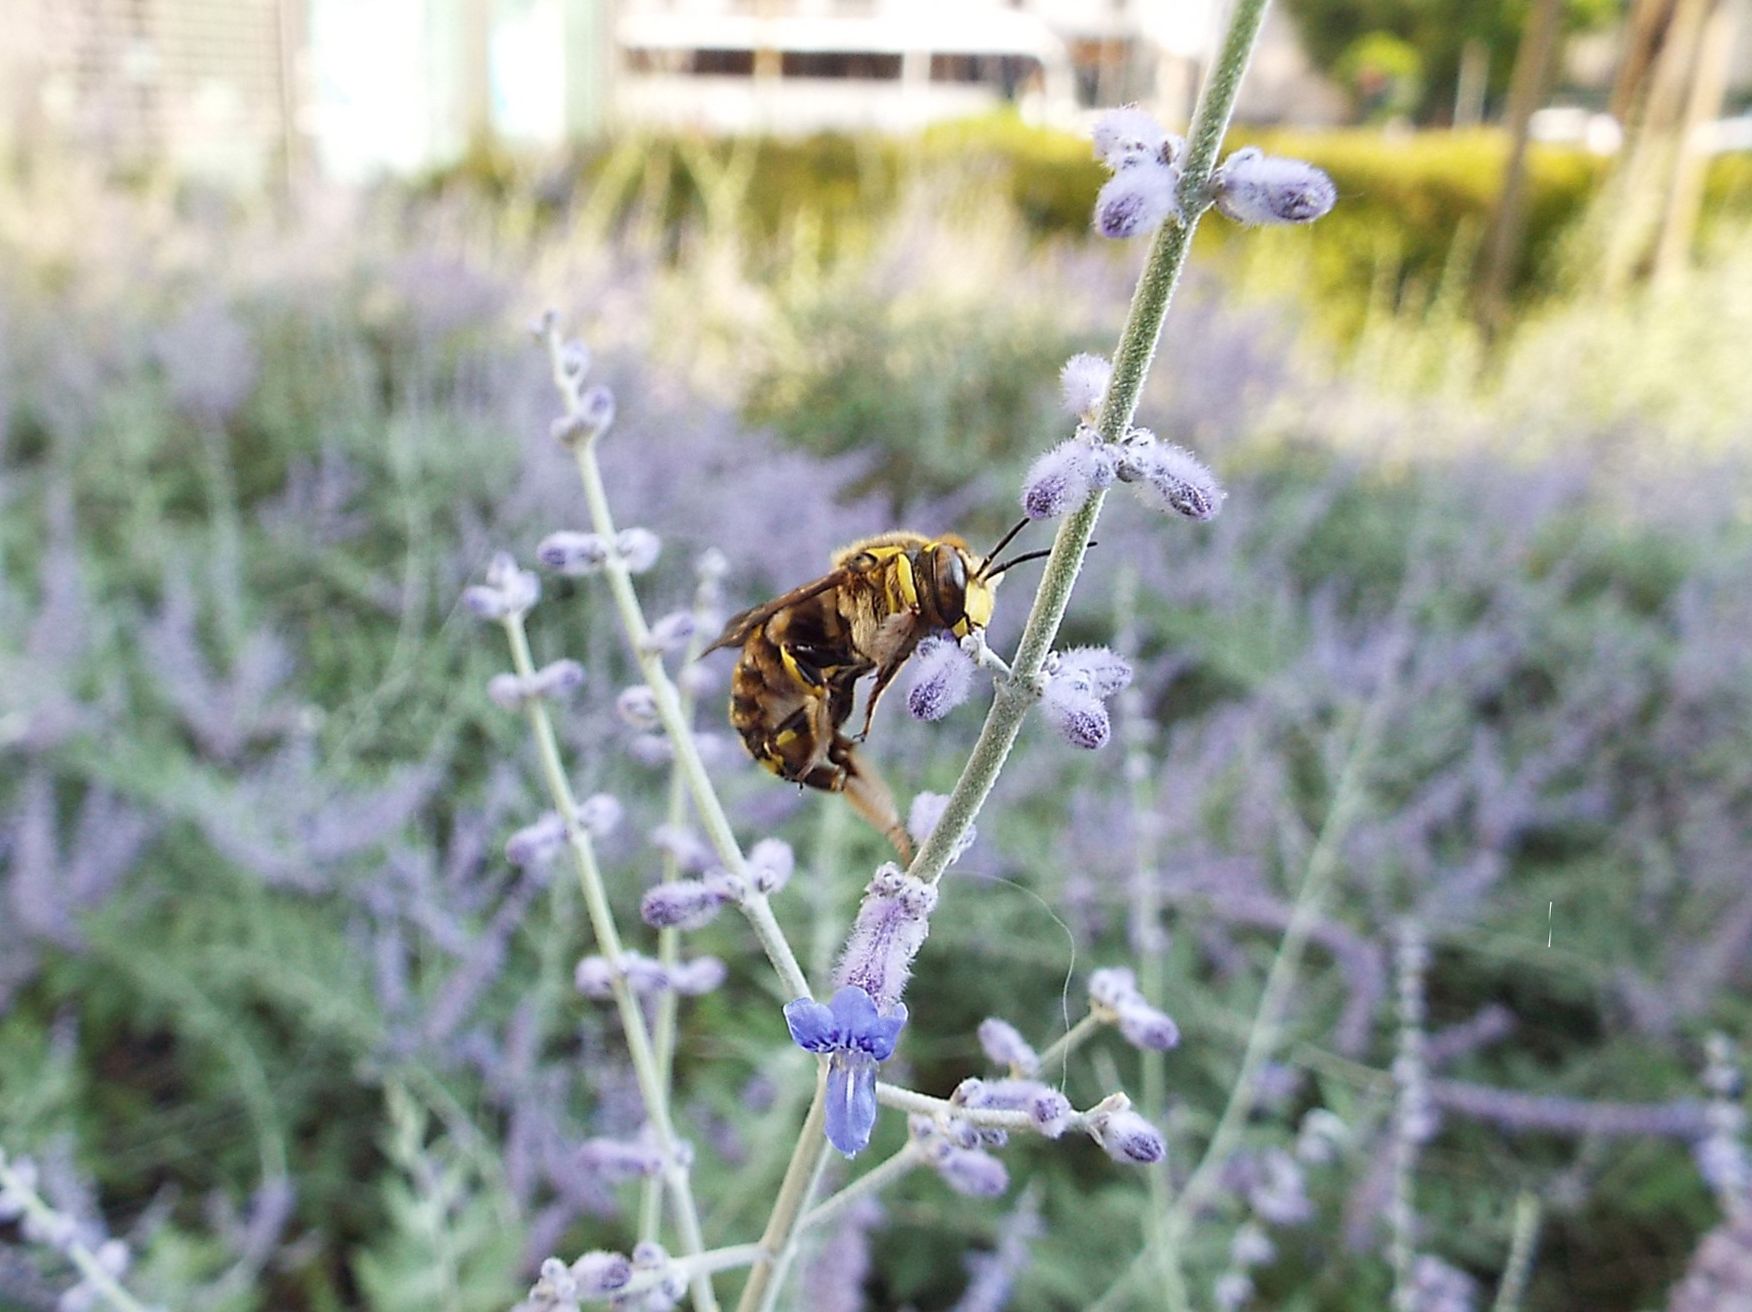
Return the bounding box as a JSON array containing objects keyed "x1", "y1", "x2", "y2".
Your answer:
[
  {"x1": 1035, "y1": 1010, "x2": 1106, "y2": 1076},
  {"x1": 544, "y1": 324, "x2": 810, "y2": 1005},
  {"x1": 503, "y1": 615, "x2": 720, "y2": 1312},
  {"x1": 642, "y1": 573, "x2": 718, "y2": 1244},
  {"x1": 906, "y1": 0, "x2": 1272, "y2": 890},
  {"x1": 737, "y1": 1067, "x2": 832, "y2": 1312}
]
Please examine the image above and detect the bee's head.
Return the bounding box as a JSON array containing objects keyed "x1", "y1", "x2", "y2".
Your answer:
[{"x1": 925, "y1": 542, "x2": 994, "y2": 639}]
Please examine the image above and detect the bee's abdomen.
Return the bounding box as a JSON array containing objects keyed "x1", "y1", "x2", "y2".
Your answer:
[{"x1": 728, "y1": 633, "x2": 834, "y2": 787}]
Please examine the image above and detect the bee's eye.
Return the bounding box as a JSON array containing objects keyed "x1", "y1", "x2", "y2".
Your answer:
[{"x1": 947, "y1": 552, "x2": 966, "y2": 589}]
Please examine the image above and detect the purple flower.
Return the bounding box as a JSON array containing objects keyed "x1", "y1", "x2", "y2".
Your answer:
[
  {"x1": 506, "y1": 813, "x2": 567, "y2": 867},
  {"x1": 837, "y1": 865, "x2": 938, "y2": 1010},
  {"x1": 463, "y1": 552, "x2": 540, "y2": 620},
  {"x1": 617, "y1": 685, "x2": 661, "y2": 729},
  {"x1": 1094, "y1": 163, "x2": 1181, "y2": 239},
  {"x1": 907, "y1": 635, "x2": 977, "y2": 721},
  {"x1": 784, "y1": 984, "x2": 909, "y2": 1155},
  {"x1": 1087, "y1": 1096, "x2": 1165, "y2": 1165},
  {"x1": 646, "y1": 611, "x2": 696, "y2": 653},
  {"x1": 1213, "y1": 147, "x2": 1337, "y2": 226},
  {"x1": 537, "y1": 531, "x2": 610, "y2": 576},
  {"x1": 748, "y1": 837, "x2": 795, "y2": 893},
  {"x1": 576, "y1": 793, "x2": 623, "y2": 838},
  {"x1": 640, "y1": 877, "x2": 735, "y2": 930},
  {"x1": 977, "y1": 1018, "x2": 1040, "y2": 1077}
]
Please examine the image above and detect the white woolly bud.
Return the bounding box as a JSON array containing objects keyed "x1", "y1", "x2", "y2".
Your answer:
[
  {"x1": 646, "y1": 611, "x2": 696, "y2": 653},
  {"x1": 616, "y1": 528, "x2": 661, "y2": 574},
  {"x1": 906, "y1": 635, "x2": 976, "y2": 721},
  {"x1": 536, "y1": 530, "x2": 610, "y2": 576},
  {"x1": 486, "y1": 673, "x2": 528, "y2": 710},
  {"x1": 1020, "y1": 439, "x2": 1099, "y2": 521},
  {"x1": 617, "y1": 684, "x2": 662, "y2": 729},
  {"x1": 576, "y1": 792, "x2": 623, "y2": 838},
  {"x1": 1091, "y1": 106, "x2": 1177, "y2": 171},
  {"x1": 1213, "y1": 147, "x2": 1337, "y2": 226},
  {"x1": 1060, "y1": 353, "x2": 1112, "y2": 418},
  {"x1": 1126, "y1": 441, "x2": 1225, "y2": 522},
  {"x1": 748, "y1": 837, "x2": 795, "y2": 893},
  {"x1": 1094, "y1": 163, "x2": 1180, "y2": 240}
]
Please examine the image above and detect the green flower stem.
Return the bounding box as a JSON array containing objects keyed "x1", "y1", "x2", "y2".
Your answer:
[
  {"x1": 0, "y1": 1156, "x2": 154, "y2": 1312},
  {"x1": 543, "y1": 324, "x2": 811, "y2": 1005},
  {"x1": 906, "y1": 0, "x2": 1272, "y2": 890},
  {"x1": 798, "y1": 1145, "x2": 921, "y2": 1234},
  {"x1": 1491, "y1": 1192, "x2": 1543, "y2": 1312},
  {"x1": 502, "y1": 614, "x2": 721, "y2": 1312},
  {"x1": 642, "y1": 574, "x2": 719, "y2": 1244},
  {"x1": 1034, "y1": 1010, "x2": 1107, "y2": 1076},
  {"x1": 736, "y1": 1066, "x2": 832, "y2": 1312}
]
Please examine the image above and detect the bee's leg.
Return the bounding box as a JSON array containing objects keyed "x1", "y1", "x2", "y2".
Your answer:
[
  {"x1": 853, "y1": 658, "x2": 906, "y2": 743},
  {"x1": 832, "y1": 737, "x2": 913, "y2": 862}
]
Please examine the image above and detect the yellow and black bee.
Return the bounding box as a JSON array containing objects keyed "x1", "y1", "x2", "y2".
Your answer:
[{"x1": 703, "y1": 523, "x2": 1044, "y2": 858}]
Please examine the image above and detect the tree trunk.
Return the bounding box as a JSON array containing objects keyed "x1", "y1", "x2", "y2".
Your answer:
[{"x1": 1476, "y1": 0, "x2": 1567, "y2": 337}]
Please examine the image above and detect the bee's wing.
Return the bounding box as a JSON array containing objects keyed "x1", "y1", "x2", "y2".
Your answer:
[{"x1": 700, "y1": 570, "x2": 852, "y2": 656}]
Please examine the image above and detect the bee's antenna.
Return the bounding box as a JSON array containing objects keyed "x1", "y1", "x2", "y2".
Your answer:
[
  {"x1": 977, "y1": 518, "x2": 1031, "y2": 578},
  {"x1": 983, "y1": 548, "x2": 1055, "y2": 579}
]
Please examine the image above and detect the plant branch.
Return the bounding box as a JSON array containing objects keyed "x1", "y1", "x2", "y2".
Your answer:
[{"x1": 502, "y1": 614, "x2": 720, "y2": 1312}]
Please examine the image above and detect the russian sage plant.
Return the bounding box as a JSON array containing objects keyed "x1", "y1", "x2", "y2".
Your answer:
[{"x1": 463, "y1": 5, "x2": 1342, "y2": 1306}]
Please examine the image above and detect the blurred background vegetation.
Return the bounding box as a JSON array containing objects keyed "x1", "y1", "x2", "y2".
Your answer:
[{"x1": 4, "y1": 0, "x2": 1752, "y2": 1309}]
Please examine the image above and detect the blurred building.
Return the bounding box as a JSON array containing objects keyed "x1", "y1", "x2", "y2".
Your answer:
[{"x1": 0, "y1": 0, "x2": 1337, "y2": 186}]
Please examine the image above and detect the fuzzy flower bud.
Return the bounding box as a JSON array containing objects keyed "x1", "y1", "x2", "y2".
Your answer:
[
  {"x1": 1041, "y1": 679, "x2": 1111, "y2": 750},
  {"x1": 1020, "y1": 439, "x2": 1099, "y2": 520},
  {"x1": 640, "y1": 878, "x2": 732, "y2": 930},
  {"x1": 574, "y1": 952, "x2": 669, "y2": 999},
  {"x1": 529, "y1": 659, "x2": 585, "y2": 698},
  {"x1": 577, "y1": 792, "x2": 623, "y2": 838},
  {"x1": 978, "y1": 1018, "x2": 1041, "y2": 1077},
  {"x1": 1086, "y1": 1095, "x2": 1166, "y2": 1165},
  {"x1": 1054, "y1": 646, "x2": 1133, "y2": 699},
  {"x1": 748, "y1": 837, "x2": 795, "y2": 893},
  {"x1": 463, "y1": 552, "x2": 540, "y2": 620},
  {"x1": 578, "y1": 1134, "x2": 668, "y2": 1181},
  {"x1": 1213, "y1": 147, "x2": 1337, "y2": 226},
  {"x1": 617, "y1": 684, "x2": 662, "y2": 729},
  {"x1": 906, "y1": 792, "x2": 977, "y2": 863},
  {"x1": 537, "y1": 530, "x2": 611, "y2": 576},
  {"x1": 486, "y1": 673, "x2": 528, "y2": 711},
  {"x1": 616, "y1": 528, "x2": 662, "y2": 574},
  {"x1": 1116, "y1": 1000, "x2": 1182, "y2": 1052},
  {"x1": 906, "y1": 634, "x2": 977, "y2": 721},
  {"x1": 1123, "y1": 439, "x2": 1224, "y2": 521},
  {"x1": 1060, "y1": 353, "x2": 1112, "y2": 418},
  {"x1": 1295, "y1": 1108, "x2": 1349, "y2": 1165},
  {"x1": 506, "y1": 812, "x2": 568, "y2": 867},
  {"x1": 580, "y1": 384, "x2": 616, "y2": 433},
  {"x1": 959, "y1": 1077, "x2": 1077, "y2": 1139},
  {"x1": 1091, "y1": 106, "x2": 1180, "y2": 171},
  {"x1": 936, "y1": 1148, "x2": 1010, "y2": 1198},
  {"x1": 646, "y1": 611, "x2": 696, "y2": 653},
  {"x1": 1094, "y1": 163, "x2": 1181, "y2": 240},
  {"x1": 669, "y1": 956, "x2": 729, "y2": 996},
  {"x1": 836, "y1": 864, "x2": 939, "y2": 1011}
]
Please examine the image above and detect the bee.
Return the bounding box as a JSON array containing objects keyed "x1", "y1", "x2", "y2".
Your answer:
[{"x1": 703, "y1": 522, "x2": 1046, "y2": 858}]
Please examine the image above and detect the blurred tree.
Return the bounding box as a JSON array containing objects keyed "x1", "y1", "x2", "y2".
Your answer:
[{"x1": 1280, "y1": 0, "x2": 1618, "y2": 123}]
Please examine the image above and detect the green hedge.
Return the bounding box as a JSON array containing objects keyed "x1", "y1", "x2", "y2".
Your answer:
[{"x1": 432, "y1": 114, "x2": 1752, "y2": 323}]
